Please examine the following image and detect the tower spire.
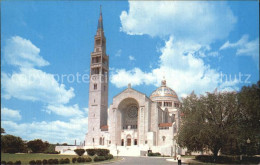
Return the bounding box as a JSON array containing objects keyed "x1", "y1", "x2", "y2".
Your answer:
[{"x1": 97, "y1": 5, "x2": 103, "y2": 30}]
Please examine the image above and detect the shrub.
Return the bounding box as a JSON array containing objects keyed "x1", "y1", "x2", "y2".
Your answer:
[
  {"x1": 35, "y1": 160, "x2": 42, "y2": 165},
  {"x1": 148, "y1": 152, "x2": 161, "y2": 156},
  {"x1": 14, "y1": 160, "x2": 21, "y2": 165},
  {"x1": 47, "y1": 159, "x2": 53, "y2": 164},
  {"x1": 96, "y1": 149, "x2": 110, "y2": 156},
  {"x1": 59, "y1": 159, "x2": 65, "y2": 164},
  {"x1": 108, "y1": 154, "x2": 113, "y2": 159},
  {"x1": 42, "y1": 159, "x2": 48, "y2": 165},
  {"x1": 74, "y1": 149, "x2": 85, "y2": 156},
  {"x1": 86, "y1": 149, "x2": 96, "y2": 156},
  {"x1": 94, "y1": 156, "x2": 106, "y2": 162},
  {"x1": 53, "y1": 159, "x2": 58, "y2": 164},
  {"x1": 1, "y1": 161, "x2": 7, "y2": 165},
  {"x1": 5, "y1": 148, "x2": 17, "y2": 154},
  {"x1": 85, "y1": 157, "x2": 92, "y2": 162},
  {"x1": 195, "y1": 155, "x2": 247, "y2": 164},
  {"x1": 44, "y1": 151, "x2": 60, "y2": 154},
  {"x1": 77, "y1": 157, "x2": 82, "y2": 163},
  {"x1": 6, "y1": 161, "x2": 13, "y2": 165},
  {"x1": 29, "y1": 160, "x2": 36, "y2": 165},
  {"x1": 64, "y1": 158, "x2": 70, "y2": 164},
  {"x1": 72, "y1": 157, "x2": 77, "y2": 163}
]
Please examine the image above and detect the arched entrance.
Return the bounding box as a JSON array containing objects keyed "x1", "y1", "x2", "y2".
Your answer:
[
  {"x1": 118, "y1": 98, "x2": 139, "y2": 130},
  {"x1": 126, "y1": 135, "x2": 131, "y2": 146},
  {"x1": 117, "y1": 98, "x2": 139, "y2": 147}
]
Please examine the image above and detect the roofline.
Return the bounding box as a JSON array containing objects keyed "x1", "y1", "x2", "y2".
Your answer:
[{"x1": 113, "y1": 87, "x2": 151, "y2": 101}]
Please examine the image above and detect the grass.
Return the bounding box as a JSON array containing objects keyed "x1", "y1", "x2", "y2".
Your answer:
[{"x1": 1, "y1": 153, "x2": 120, "y2": 164}]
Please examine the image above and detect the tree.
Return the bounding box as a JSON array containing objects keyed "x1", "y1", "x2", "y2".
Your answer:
[
  {"x1": 1, "y1": 134, "x2": 27, "y2": 153},
  {"x1": 1, "y1": 128, "x2": 5, "y2": 134},
  {"x1": 177, "y1": 91, "x2": 240, "y2": 157},
  {"x1": 74, "y1": 149, "x2": 85, "y2": 156},
  {"x1": 27, "y1": 139, "x2": 49, "y2": 153},
  {"x1": 236, "y1": 81, "x2": 260, "y2": 155}
]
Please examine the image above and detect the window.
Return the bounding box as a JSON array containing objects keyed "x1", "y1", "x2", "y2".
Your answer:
[
  {"x1": 164, "y1": 102, "x2": 172, "y2": 107},
  {"x1": 121, "y1": 139, "x2": 124, "y2": 146},
  {"x1": 93, "y1": 138, "x2": 95, "y2": 143},
  {"x1": 145, "y1": 140, "x2": 147, "y2": 144},
  {"x1": 134, "y1": 139, "x2": 137, "y2": 145},
  {"x1": 94, "y1": 84, "x2": 97, "y2": 90},
  {"x1": 104, "y1": 86, "x2": 106, "y2": 91},
  {"x1": 162, "y1": 136, "x2": 166, "y2": 142}
]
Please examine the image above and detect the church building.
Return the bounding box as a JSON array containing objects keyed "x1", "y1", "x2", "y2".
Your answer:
[{"x1": 84, "y1": 9, "x2": 182, "y2": 156}]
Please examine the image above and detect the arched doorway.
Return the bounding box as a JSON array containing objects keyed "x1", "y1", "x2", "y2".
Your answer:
[{"x1": 126, "y1": 135, "x2": 131, "y2": 146}]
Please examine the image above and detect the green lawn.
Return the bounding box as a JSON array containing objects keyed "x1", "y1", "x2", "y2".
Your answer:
[{"x1": 1, "y1": 153, "x2": 120, "y2": 164}]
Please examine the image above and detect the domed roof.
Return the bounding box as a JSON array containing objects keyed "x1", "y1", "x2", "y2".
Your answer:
[{"x1": 150, "y1": 79, "x2": 179, "y2": 102}]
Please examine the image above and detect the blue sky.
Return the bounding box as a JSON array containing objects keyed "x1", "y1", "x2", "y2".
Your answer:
[{"x1": 1, "y1": 1, "x2": 259, "y2": 144}]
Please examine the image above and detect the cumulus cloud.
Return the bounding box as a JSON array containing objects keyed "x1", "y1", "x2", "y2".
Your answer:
[
  {"x1": 1, "y1": 107, "x2": 22, "y2": 121},
  {"x1": 4, "y1": 36, "x2": 49, "y2": 68},
  {"x1": 220, "y1": 35, "x2": 259, "y2": 60},
  {"x1": 111, "y1": 37, "x2": 239, "y2": 97},
  {"x1": 110, "y1": 1, "x2": 241, "y2": 96},
  {"x1": 45, "y1": 104, "x2": 84, "y2": 117},
  {"x1": 120, "y1": 1, "x2": 236, "y2": 44},
  {"x1": 2, "y1": 117, "x2": 88, "y2": 144},
  {"x1": 2, "y1": 67, "x2": 75, "y2": 104},
  {"x1": 129, "y1": 55, "x2": 135, "y2": 61}
]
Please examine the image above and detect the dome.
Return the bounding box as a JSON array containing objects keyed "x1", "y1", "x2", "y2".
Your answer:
[{"x1": 150, "y1": 79, "x2": 179, "y2": 102}]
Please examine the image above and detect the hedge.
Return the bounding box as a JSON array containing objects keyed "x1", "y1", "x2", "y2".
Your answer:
[
  {"x1": 86, "y1": 149, "x2": 96, "y2": 156},
  {"x1": 148, "y1": 152, "x2": 161, "y2": 156},
  {"x1": 94, "y1": 156, "x2": 106, "y2": 162},
  {"x1": 6, "y1": 161, "x2": 13, "y2": 165},
  {"x1": 195, "y1": 155, "x2": 260, "y2": 164},
  {"x1": 15, "y1": 160, "x2": 22, "y2": 165},
  {"x1": 1, "y1": 161, "x2": 6, "y2": 165},
  {"x1": 74, "y1": 149, "x2": 85, "y2": 156}
]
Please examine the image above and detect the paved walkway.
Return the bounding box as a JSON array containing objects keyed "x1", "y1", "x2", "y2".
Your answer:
[{"x1": 112, "y1": 156, "x2": 183, "y2": 165}]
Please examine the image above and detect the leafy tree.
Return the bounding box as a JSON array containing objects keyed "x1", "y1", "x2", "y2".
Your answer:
[
  {"x1": 27, "y1": 139, "x2": 49, "y2": 153},
  {"x1": 74, "y1": 149, "x2": 85, "y2": 156},
  {"x1": 177, "y1": 91, "x2": 240, "y2": 157},
  {"x1": 1, "y1": 134, "x2": 27, "y2": 153},
  {"x1": 236, "y1": 81, "x2": 260, "y2": 155},
  {"x1": 1, "y1": 128, "x2": 5, "y2": 134}
]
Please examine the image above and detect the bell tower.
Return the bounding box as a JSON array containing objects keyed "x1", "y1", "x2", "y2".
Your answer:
[{"x1": 86, "y1": 6, "x2": 109, "y2": 146}]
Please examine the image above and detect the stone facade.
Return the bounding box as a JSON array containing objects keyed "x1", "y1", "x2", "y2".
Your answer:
[{"x1": 57, "y1": 9, "x2": 183, "y2": 156}]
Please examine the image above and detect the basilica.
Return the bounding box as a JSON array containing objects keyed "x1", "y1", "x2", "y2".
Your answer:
[
  {"x1": 83, "y1": 9, "x2": 183, "y2": 156},
  {"x1": 56, "y1": 9, "x2": 183, "y2": 156}
]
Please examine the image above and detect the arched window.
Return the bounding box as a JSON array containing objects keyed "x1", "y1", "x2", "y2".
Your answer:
[
  {"x1": 99, "y1": 137, "x2": 102, "y2": 145},
  {"x1": 162, "y1": 136, "x2": 166, "y2": 142}
]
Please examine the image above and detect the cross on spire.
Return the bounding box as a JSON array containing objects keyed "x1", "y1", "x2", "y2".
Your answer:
[{"x1": 97, "y1": 5, "x2": 103, "y2": 30}]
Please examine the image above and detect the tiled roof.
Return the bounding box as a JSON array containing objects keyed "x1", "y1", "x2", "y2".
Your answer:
[{"x1": 158, "y1": 123, "x2": 172, "y2": 127}]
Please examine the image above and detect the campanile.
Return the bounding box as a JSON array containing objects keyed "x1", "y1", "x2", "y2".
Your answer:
[{"x1": 86, "y1": 6, "x2": 109, "y2": 146}]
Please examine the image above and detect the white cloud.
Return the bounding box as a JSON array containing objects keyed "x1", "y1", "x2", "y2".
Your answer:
[
  {"x1": 4, "y1": 36, "x2": 49, "y2": 68},
  {"x1": 45, "y1": 104, "x2": 84, "y2": 118},
  {"x1": 220, "y1": 35, "x2": 259, "y2": 60},
  {"x1": 1, "y1": 107, "x2": 22, "y2": 121},
  {"x1": 129, "y1": 55, "x2": 135, "y2": 61},
  {"x1": 2, "y1": 117, "x2": 88, "y2": 144},
  {"x1": 111, "y1": 37, "x2": 238, "y2": 97},
  {"x1": 2, "y1": 67, "x2": 75, "y2": 104},
  {"x1": 120, "y1": 1, "x2": 236, "y2": 44}
]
